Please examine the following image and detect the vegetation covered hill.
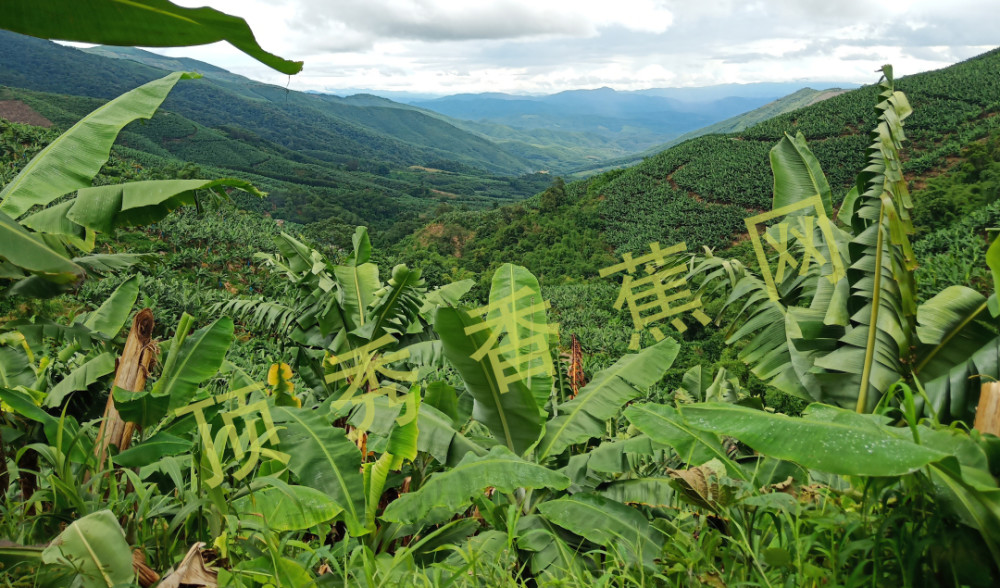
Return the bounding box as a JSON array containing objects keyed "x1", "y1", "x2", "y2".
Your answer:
[
  {"x1": 7, "y1": 5, "x2": 1000, "y2": 587},
  {"x1": 402, "y1": 46, "x2": 1000, "y2": 282}
]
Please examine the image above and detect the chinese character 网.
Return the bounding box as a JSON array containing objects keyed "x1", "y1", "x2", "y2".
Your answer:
[
  {"x1": 174, "y1": 383, "x2": 290, "y2": 488},
  {"x1": 464, "y1": 286, "x2": 559, "y2": 393},
  {"x1": 600, "y1": 242, "x2": 711, "y2": 351},
  {"x1": 326, "y1": 334, "x2": 418, "y2": 430},
  {"x1": 744, "y1": 195, "x2": 846, "y2": 301}
]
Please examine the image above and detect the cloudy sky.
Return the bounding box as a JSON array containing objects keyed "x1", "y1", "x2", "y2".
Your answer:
[{"x1": 159, "y1": 0, "x2": 999, "y2": 96}]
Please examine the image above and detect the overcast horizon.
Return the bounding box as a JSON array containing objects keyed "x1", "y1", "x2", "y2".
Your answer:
[{"x1": 126, "y1": 0, "x2": 998, "y2": 96}]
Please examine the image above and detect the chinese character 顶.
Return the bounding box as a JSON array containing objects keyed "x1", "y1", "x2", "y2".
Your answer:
[
  {"x1": 174, "y1": 383, "x2": 290, "y2": 488},
  {"x1": 744, "y1": 195, "x2": 846, "y2": 301}
]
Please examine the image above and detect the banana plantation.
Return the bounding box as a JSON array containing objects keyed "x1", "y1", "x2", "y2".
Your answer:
[{"x1": 3, "y1": 3, "x2": 1000, "y2": 588}]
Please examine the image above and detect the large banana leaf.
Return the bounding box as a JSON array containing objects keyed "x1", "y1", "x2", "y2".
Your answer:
[
  {"x1": 914, "y1": 286, "x2": 996, "y2": 421},
  {"x1": 484, "y1": 263, "x2": 554, "y2": 413},
  {"x1": 272, "y1": 406, "x2": 366, "y2": 537},
  {"x1": 381, "y1": 446, "x2": 569, "y2": 526},
  {"x1": 40, "y1": 510, "x2": 132, "y2": 588},
  {"x1": 537, "y1": 493, "x2": 663, "y2": 566},
  {"x1": 113, "y1": 431, "x2": 191, "y2": 468},
  {"x1": 334, "y1": 262, "x2": 379, "y2": 333},
  {"x1": 155, "y1": 317, "x2": 234, "y2": 411},
  {"x1": 516, "y1": 514, "x2": 589, "y2": 580},
  {"x1": 231, "y1": 483, "x2": 342, "y2": 533},
  {"x1": 80, "y1": 276, "x2": 139, "y2": 339},
  {"x1": 679, "y1": 403, "x2": 948, "y2": 476},
  {"x1": 770, "y1": 131, "x2": 834, "y2": 216},
  {"x1": 624, "y1": 403, "x2": 746, "y2": 479},
  {"x1": 0, "y1": 210, "x2": 84, "y2": 284},
  {"x1": 44, "y1": 352, "x2": 116, "y2": 408},
  {"x1": 0, "y1": 72, "x2": 196, "y2": 219},
  {"x1": 21, "y1": 178, "x2": 263, "y2": 239},
  {"x1": 3, "y1": 0, "x2": 301, "y2": 75},
  {"x1": 537, "y1": 338, "x2": 679, "y2": 461},
  {"x1": 434, "y1": 306, "x2": 542, "y2": 455}
]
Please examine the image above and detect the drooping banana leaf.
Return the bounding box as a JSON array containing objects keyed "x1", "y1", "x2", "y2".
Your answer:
[
  {"x1": 381, "y1": 446, "x2": 569, "y2": 526},
  {"x1": 625, "y1": 403, "x2": 745, "y2": 478},
  {"x1": 679, "y1": 403, "x2": 948, "y2": 476},
  {"x1": 537, "y1": 337, "x2": 679, "y2": 461},
  {"x1": 40, "y1": 510, "x2": 132, "y2": 588},
  {"x1": 21, "y1": 178, "x2": 262, "y2": 238},
  {"x1": 44, "y1": 351, "x2": 116, "y2": 408},
  {"x1": 79, "y1": 275, "x2": 139, "y2": 339},
  {"x1": 914, "y1": 286, "x2": 997, "y2": 422},
  {"x1": 0, "y1": 72, "x2": 197, "y2": 219},
  {"x1": 3, "y1": 0, "x2": 302, "y2": 75},
  {"x1": 0, "y1": 210, "x2": 84, "y2": 285},
  {"x1": 537, "y1": 493, "x2": 663, "y2": 566},
  {"x1": 232, "y1": 483, "x2": 342, "y2": 533}
]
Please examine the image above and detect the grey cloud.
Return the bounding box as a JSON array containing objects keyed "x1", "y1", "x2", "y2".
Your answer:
[{"x1": 287, "y1": 0, "x2": 593, "y2": 45}]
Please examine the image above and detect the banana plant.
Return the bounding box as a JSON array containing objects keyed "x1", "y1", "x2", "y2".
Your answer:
[
  {"x1": 216, "y1": 227, "x2": 463, "y2": 412},
  {"x1": 322, "y1": 262, "x2": 687, "y2": 579},
  {"x1": 632, "y1": 399, "x2": 1000, "y2": 576},
  {"x1": 691, "y1": 65, "x2": 1000, "y2": 421},
  {"x1": 0, "y1": 71, "x2": 264, "y2": 297}
]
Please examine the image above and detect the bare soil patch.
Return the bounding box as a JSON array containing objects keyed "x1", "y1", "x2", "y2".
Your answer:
[{"x1": 0, "y1": 100, "x2": 52, "y2": 127}]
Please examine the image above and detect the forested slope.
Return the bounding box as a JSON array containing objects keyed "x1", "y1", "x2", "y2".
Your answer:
[{"x1": 402, "y1": 47, "x2": 1000, "y2": 281}]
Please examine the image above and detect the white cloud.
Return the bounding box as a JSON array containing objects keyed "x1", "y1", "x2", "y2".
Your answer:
[{"x1": 163, "y1": 0, "x2": 1000, "y2": 95}]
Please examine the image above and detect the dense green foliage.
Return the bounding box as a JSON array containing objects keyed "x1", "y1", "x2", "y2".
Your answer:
[{"x1": 4, "y1": 10, "x2": 1000, "y2": 588}]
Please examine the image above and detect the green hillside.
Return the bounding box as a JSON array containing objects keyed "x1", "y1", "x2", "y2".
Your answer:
[
  {"x1": 402, "y1": 47, "x2": 1000, "y2": 281},
  {"x1": 0, "y1": 31, "x2": 537, "y2": 175}
]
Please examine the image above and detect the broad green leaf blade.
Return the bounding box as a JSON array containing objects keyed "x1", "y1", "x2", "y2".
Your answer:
[
  {"x1": 516, "y1": 515, "x2": 588, "y2": 580},
  {"x1": 537, "y1": 493, "x2": 662, "y2": 565},
  {"x1": 353, "y1": 264, "x2": 425, "y2": 340},
  {"x1": 770, "y1": 132, "x2": 834, "y2": 217},
  {"x1": 40, "y1": 510, "x2": 132, "y2": 588},
  {"x1": 273, "y1": 406, "x2": 366, "y2": 537},
  {"x1": 915, "y1": 285, "x2": 993, "y2": 384},
  {"x1": 0, "y1": 210, "x2": 84, "y2": 283},
  {"x1": 67, "y1": 178, "x2": 263, "y2": 234},
  {"x1": 487, "y1": 263, "x2": 553, "y2": 413},
  {"x1": 334, "y1": 263, "x2": 379, "y2": 332},
  {"x1": 44, "y1": 352, "x2": 116, "y2": 408},
  {"x1": 232, "y1": 485, "x2": 342, "y2": 533},
  {"x1": 624, "y1": 403, "x2": 745, "y2": 479},
  {"x1": 0, "y1": 72, "x2": 196, "y2": 218},
  {"x1": 598, "y1": 478, "x2": 676, "y2": 508},
  {"x1": 679, "y1": 403, "x2": 948, "y2": 476},
  {"x1": 113, "y1": 431, "x2": 192, "y2": 468},
  {"x1": 81, "y1": 275, "x2": 139, "y2": 338},
  {"x1": 381, "y1": 446, "x2": 569, "y2": 526},
  {"x1": 434, "y1": 306, "x2": 542, "y2": 455},
  {"x1": 538, "y1": 338, "x2": 679, "y2": 461},
  {"x1": 3, "y1": 0, "x2": 302, "y2": 74},
  {"x1": 155, "y1": 317, "x2": 234, "y2": 410},
  {"x1": 363, "y1": 453, "x2": 393, "y2": 532}
]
